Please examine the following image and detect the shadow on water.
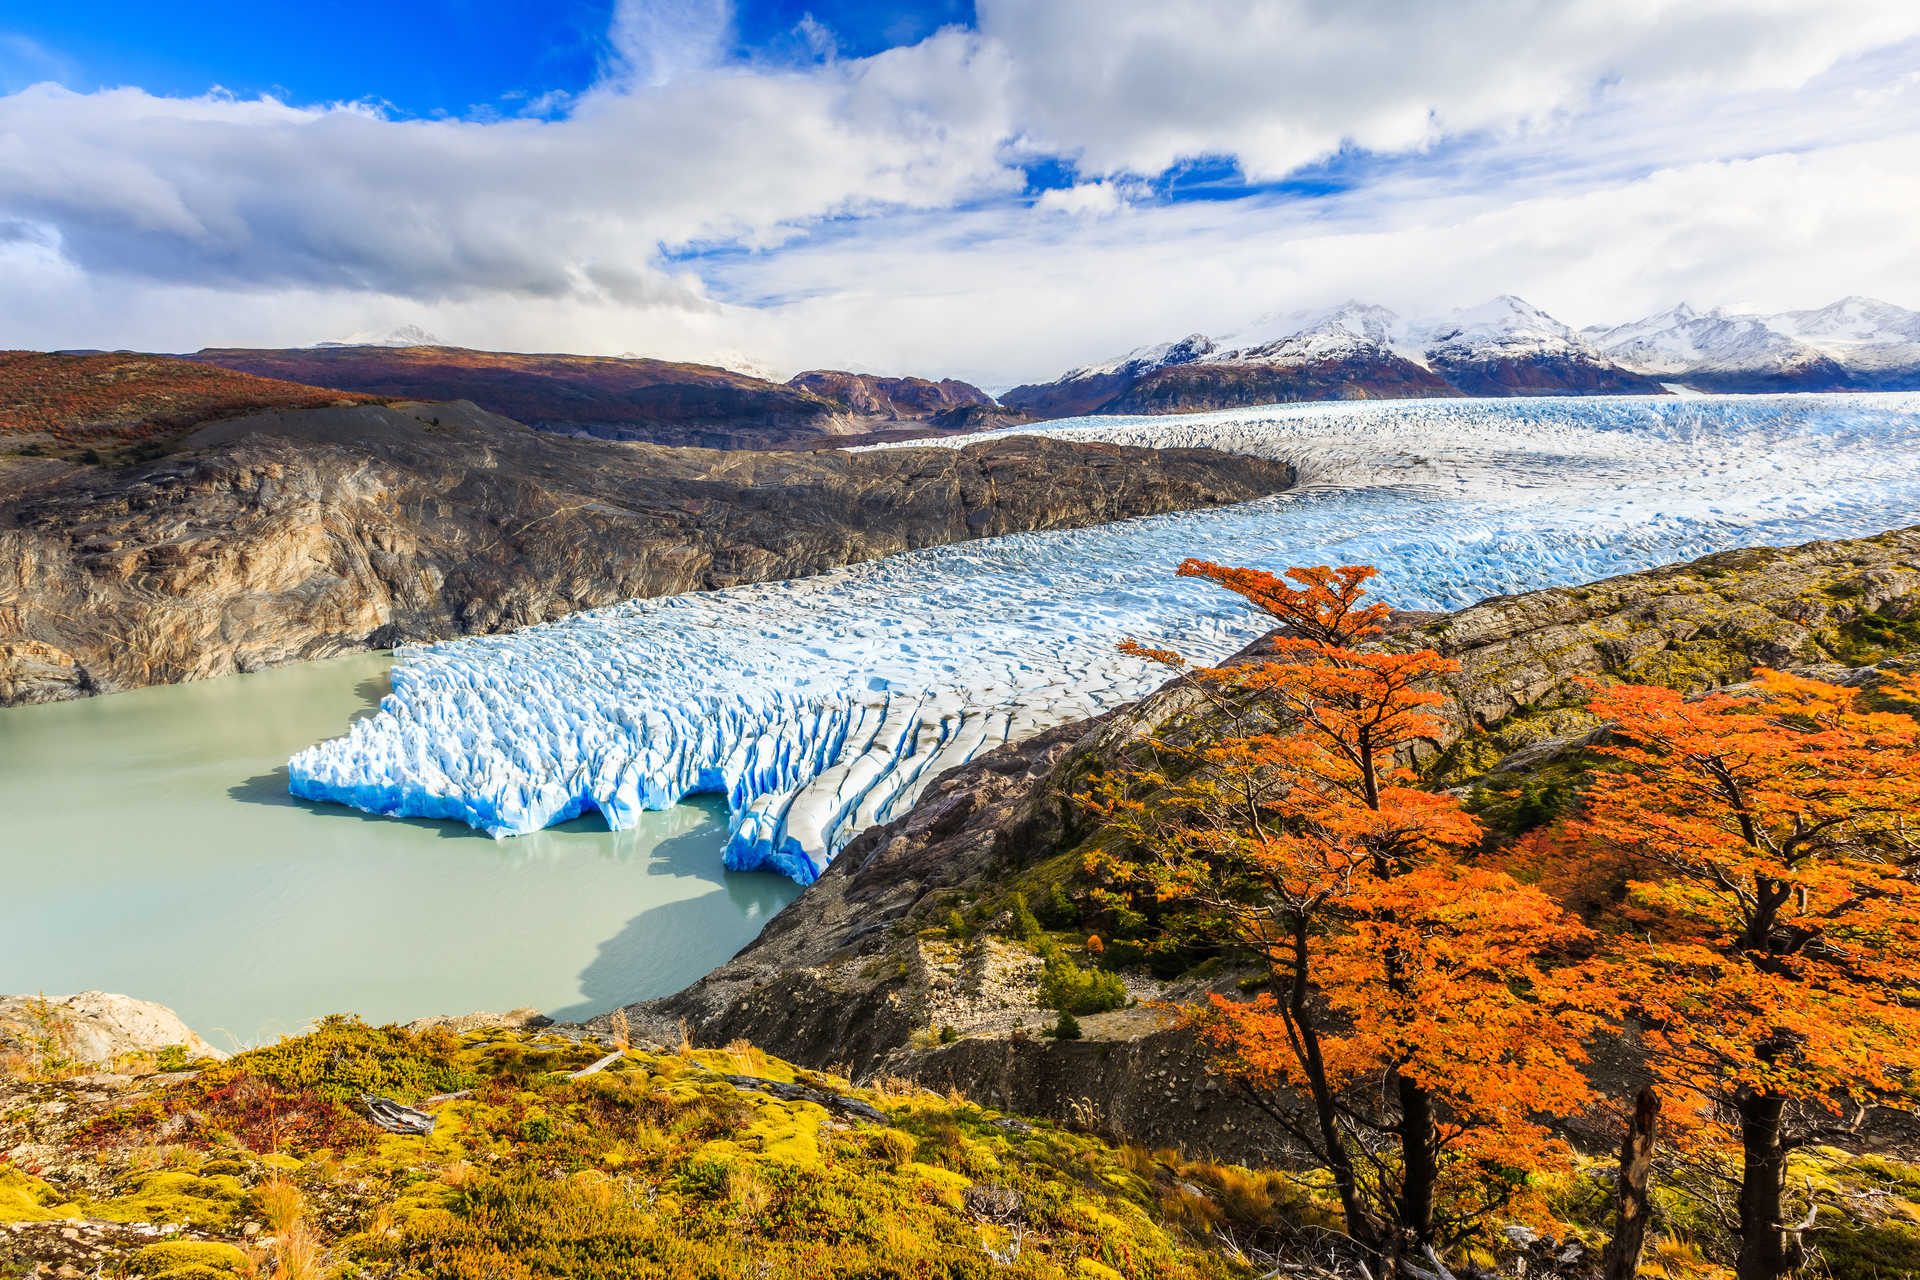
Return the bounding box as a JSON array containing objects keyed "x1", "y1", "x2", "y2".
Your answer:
[
  {"x1": 552, "y1": 819, "x2": 803, "y2": 1023},
  {"x1": 226, "y1": 767, "x2": 499, "y2": 841},
  {"x1": 350, "y1": 673, "x2": 391, "y2": 719}
]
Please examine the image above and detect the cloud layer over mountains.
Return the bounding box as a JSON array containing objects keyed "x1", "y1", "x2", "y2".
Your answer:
[{"x1": 3, "y1": 1, "x2": 1918, "y2": 383}]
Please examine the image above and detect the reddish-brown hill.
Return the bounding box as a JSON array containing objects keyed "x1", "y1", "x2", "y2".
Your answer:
[
  {"x1": 184, "y1": 345, "x2": 851, "y2": 449},
  {"x1": 0, "y1": 351, "x2": 375, "y2": 456}
]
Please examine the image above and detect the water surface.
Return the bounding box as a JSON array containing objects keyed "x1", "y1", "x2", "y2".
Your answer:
[{"x1": 0, "y1": 652, "x2": 797, "y2": 1048}]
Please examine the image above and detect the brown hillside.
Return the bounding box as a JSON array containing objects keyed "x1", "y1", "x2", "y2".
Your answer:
[
  {"x1": 186, "y1": 345, "x2": 850, "y2": 449},
  {"x1": 0, "y1": 351, "x2": 374, "y2": 454}
]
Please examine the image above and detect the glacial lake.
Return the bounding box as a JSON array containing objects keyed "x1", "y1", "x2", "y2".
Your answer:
[{"x1": 0, "y1": 652, "x2": 798, "y2": 1050}]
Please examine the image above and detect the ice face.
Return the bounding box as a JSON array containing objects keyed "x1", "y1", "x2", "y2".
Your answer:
[{"x1": 290, "y1": 393, "x2": 1920, "y2": 884}]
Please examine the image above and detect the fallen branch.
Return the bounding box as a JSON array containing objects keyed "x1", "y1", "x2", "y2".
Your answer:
[
  {"x1": 568, "y1": 1050, "x2": 624, "y2": 1079},
  {"x1": 361, "y1": 1095, "x2": 435, "y2": 1135}
]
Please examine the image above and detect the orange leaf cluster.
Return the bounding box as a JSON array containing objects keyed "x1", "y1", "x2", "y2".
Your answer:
[{"x1": 1098, "y1": 560, "x2": 1920, "y2": 1280}]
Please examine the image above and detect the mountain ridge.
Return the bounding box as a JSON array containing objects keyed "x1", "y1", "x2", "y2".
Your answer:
[
  {"x1": 1004, "y1": 295, "x2": 1673, "y2": 417},
  {"x1": 1584, "y1": 295, "x2": 1920, "y2": 391}
]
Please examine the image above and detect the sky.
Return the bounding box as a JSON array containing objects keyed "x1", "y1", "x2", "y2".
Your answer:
[{"x1": 2, "y1": 1, "x2": 1919, "y2": 386}]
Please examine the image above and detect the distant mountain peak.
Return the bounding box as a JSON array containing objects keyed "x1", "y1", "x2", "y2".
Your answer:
[
  {"x1": 318, "y1": 324, "x2": 445, "y2": 349},
  {"x1": 1587, "y1": 296, "x2": 1920, "y2": 387}
]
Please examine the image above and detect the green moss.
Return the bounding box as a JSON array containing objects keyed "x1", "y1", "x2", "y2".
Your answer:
[
  {"x1": 0, "y1": 1166, "x2": 82, "y2": 1222},
  {"x1": 1833, "y1": 609, "x2": 1920, "y2": 663},
  {"x1": 1819, "y1": 1217, "x2": 1920, "y2": 1280},
  {"x1": 135, "y1": 1240, "x2": 249, "y2": 1277},
  {"x1": 87, "y1": 1171, "x2": 246, "y2": 1229}
]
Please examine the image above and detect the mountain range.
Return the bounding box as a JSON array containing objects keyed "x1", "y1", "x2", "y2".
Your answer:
[
  {"x1": 1003, "y1": 295, "x2": 1920, "y2": 417},
  {"x1": 1581, "y1": 296, "x2": 1920, "y2": 392},
  {"x1": 23, "y1": 294, "x2": 1913, "y2": 457}
]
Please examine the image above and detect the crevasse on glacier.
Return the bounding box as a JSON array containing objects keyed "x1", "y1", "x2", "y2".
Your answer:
[{"x1": 290, "y1": 393, "x2": 1920, "y2": 884}]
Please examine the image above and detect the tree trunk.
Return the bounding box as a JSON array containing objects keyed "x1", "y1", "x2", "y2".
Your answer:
[
  {"x1": 1604, "y1": 1087, "x2": 1660, "y2": 1280},
  {"x1": 1397, "y1": 1073, "x2": 1437, "y2": 1252},
  {"x1": 1287, "y1": 924, "x2": 1383, "y2": 1258},
  {"x1": 1735, "y1": 1089, "x2": 1793, "y2": 1280}
]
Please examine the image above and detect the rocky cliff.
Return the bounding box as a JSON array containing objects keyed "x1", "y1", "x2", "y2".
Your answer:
[
  {"x1": 0, "y1": 399, "x2": 1295, "y2": 705},
  {"x1": 607, "y1": 526, "x2": 1920, "y2": 1165}
]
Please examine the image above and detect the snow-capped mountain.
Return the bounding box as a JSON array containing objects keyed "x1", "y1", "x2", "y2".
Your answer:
[
  {"x1": 317, "y1": 324, "x2": 445, "y2": 348},
  {"x1": 1413, "y1": 296, "x2": 1665, "y2": 397},
  {"x1": 1004, "y1": 296, "x2": 1662, "y2": 418},
  {"x1": 1418, "y1": 295, "x2": 1588, "y2": 360},
  {"x1": 999, "y1": 333, "x2": 1216, "y2": 418},
  {"x1": 1584, "y1": 297, "x2": 1920, "y2": 391}
]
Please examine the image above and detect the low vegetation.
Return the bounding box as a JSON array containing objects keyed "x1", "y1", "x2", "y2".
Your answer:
[
  {"x1": 2, "y1": 1017, "x2": 1302, "y2": 1278},
  {"x1": 0, "y1": 350, "x2": 376, "y2": 459}
]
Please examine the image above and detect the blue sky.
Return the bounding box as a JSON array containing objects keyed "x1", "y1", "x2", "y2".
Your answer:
[
  {"x1": 2, "y1": 2, "x2": 1917, "y2": 383},
  {"x1": 1, "y1": 1, "x2": 969, "y2": 114}
]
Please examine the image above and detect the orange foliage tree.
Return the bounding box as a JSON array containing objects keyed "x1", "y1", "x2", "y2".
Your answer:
[
  {"x1": 1091, "y1": 563, "x2": 1603, "y2": 1271},
  {"x1": 1564, "y1": 671, "x2": 1920, "y2": 1280}
]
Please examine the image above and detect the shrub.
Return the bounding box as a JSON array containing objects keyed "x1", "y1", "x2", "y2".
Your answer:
[
  {"x1": 873, "y1": 1128, "x2": 917, "y2": 1169},
  {"x1": 1008, "y1": 892, "x2": 1042, "y2": 942},
  {"x1": 1037, "y1": 958, "x2": 1127, "y2": 1015},
  {"x1": 944, "y1": 909, "x2": 967, "y2": 940},
  {"x1": 1053, "y1": 1011, "x2": 1082, "y2": 1041},
  {"x1": 1035, "y1": 881, "x2": 1078, "y2": 928}
]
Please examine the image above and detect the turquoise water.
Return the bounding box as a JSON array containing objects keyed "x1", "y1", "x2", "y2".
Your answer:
[{"x1": 0, "y1": 652, "x2": 798, "y2": 1050}]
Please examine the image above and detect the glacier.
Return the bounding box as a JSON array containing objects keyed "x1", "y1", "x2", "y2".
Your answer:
[{"x1": 289, "y1": 393, "x2": 1920, "y2": 884}]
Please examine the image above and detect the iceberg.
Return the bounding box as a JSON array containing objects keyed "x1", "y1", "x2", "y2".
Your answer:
[{"x1": 291, "y1": 393, "x2": 1920, "y2": 883}]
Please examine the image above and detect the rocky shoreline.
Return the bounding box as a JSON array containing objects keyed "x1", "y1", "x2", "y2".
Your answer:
[{"x1": 0, "y1": 399, "x2": 1295, "y2": 705}]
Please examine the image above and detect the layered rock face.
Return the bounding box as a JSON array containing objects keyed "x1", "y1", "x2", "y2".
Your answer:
[
  {"x1": 0, "y1": 400, "x2": 1295, "y2": 705},
  {"x1": 612, "y1": 526, "x2": 1920, "y2": 1164}
]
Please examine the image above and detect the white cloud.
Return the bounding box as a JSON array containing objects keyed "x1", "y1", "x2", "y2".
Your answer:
[
  {"x1": 0, "y1": 31, "x2": 1017, "y2": 299},
  {"x1": 609, "y1": 0, "x2": 735, "y2": 88},
  {"x1": 1033, "y1": 181, "x2": 1129, "y2": 217},
  {"x1": 981, "y1": 0, "x2": 1920, "y2": 178},
  {"x1": 0, "y1": 2, "x2": 1917, "y2": 383}
]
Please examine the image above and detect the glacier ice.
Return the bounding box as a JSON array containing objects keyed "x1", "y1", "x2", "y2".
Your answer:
[{"x1": 290, "y1": 393, "x2": 1920, "y2": 884}]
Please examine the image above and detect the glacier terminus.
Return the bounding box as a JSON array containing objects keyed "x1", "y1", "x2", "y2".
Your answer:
[{"x1": 287, "y1": 393, "x2": 1920, "y2": 883}]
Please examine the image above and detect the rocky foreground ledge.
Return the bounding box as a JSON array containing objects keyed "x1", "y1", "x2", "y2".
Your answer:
[
  {"x1": 603, "y1": 524, "x2": 1920, "y2": 1165},
  {"x1": 0, "y1": 400, "x2": 1294, "y2": 704}
]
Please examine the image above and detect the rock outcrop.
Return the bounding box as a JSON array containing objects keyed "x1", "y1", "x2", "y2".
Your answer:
[
  {"x1": 0, "y1": 992, "x2": 221, "y2": 1069},
  {"x1": 785, "y1": 370, "x2": 994, "y2": 420},
  {"x1": 0, "y1": 399, "x2": 1295, "y2": 704},
  {"x1": 605, "y1": 525, "x2": 1920, "y2": 1164}
]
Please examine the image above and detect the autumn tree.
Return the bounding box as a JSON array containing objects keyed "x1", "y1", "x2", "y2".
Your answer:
[
  {"x1": 1567, "y1": 671, "x2": 1920, "y2": 1280},
  {"x1": 1091, "y1": 563, "x2": 1603, "y2": 1273}
]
